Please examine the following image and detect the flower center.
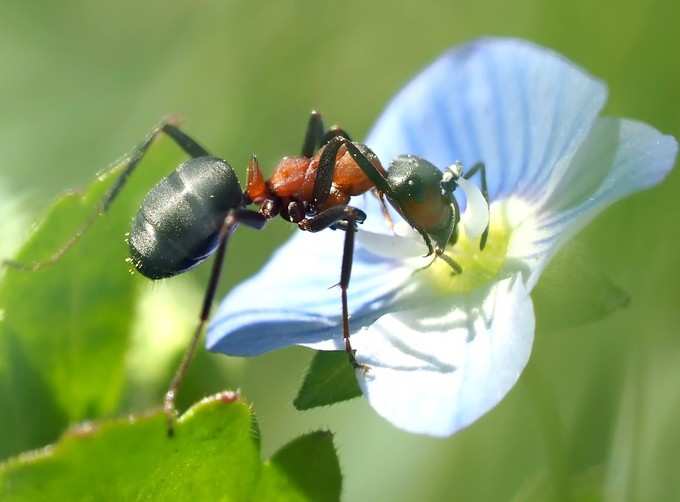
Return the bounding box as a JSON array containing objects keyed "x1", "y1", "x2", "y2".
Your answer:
[{"x1": 425, "y1": 207, "x2": 512, "y2": 294}]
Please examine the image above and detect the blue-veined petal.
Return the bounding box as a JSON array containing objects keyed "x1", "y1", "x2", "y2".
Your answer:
[
  {"x1": 366, "y1": 38, "x2": 607, "y2": 202},
  {"x1": 352, "y1": 272, "x2": 534, "y2": 436},
  {"x1": 508, "y1": 117, "x2": 678, "y2": 289},
  {"x1": 206, "y1": 228, "x2": 420, "y2": 356}
]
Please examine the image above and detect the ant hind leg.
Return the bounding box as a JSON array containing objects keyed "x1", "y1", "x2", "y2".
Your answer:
[
  {"x1": 164, "y1": 208, "x2": 266, "y2": 436},
  {"x1": 2, "y1": 120, "x2": 211, "y2": 273}
]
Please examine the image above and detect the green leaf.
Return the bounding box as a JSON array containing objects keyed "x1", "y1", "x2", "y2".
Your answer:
[
  {"x1": 294, "y1": 351, "x2": 361, "y2": 411},
  {"x1": 533, "y1": 242, "x2": 631, "y2": 333},
  {"x1": 0, "y1": 393, "x2": 259, "y2": 500},
  {"x1": 255, "y1": 431, "x2": 342, "y2": 502},
  {"x1": 0, "y1": 393, "x2": 342, "y2": 502},
  {"x1": 0, "y1": 136, "x2": 185, "y2": 459}
]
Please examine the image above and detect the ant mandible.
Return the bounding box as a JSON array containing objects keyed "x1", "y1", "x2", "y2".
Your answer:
[{"x1": 3, "y1": 111, "x2": 489, "y2": 433}]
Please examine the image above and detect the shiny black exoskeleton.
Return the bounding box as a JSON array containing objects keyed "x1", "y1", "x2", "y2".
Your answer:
[{"x1": 128, "y1": 156, "x2": 243, "y2": 279}]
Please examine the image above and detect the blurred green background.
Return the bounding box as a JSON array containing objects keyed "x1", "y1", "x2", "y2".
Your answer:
[{"x1": 1, "y1": 0, "x2": 679, "y2": 500}]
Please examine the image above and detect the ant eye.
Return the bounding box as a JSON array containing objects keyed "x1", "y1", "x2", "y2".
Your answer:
[{"x1": 406, "y1": 176, "x2": 424, "y2": 200}]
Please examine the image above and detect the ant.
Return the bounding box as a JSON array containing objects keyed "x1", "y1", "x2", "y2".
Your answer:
[{"x1": 2, "y1": 111, "x2": 489, "y2": 434}]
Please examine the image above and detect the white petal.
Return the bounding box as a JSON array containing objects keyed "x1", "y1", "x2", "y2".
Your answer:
[
  {"x1": 457, "y1": 176, "x2": 489, "y2": 238},
  {"x1": 352, "y1": 273, "x2": 534, "y2": 436},
  {"x1": 356, "y1": 225, "x2": 429, "y2": 261}
]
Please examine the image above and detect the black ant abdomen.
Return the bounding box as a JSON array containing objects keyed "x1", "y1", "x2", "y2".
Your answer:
[{"x1": 128, "y1": 156, "x2": 243, "y2": 280}]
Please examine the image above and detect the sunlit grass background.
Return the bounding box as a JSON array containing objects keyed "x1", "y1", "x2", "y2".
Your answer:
[{"x1": 1, "y1": 0, "x2": 679, "y2": 500}]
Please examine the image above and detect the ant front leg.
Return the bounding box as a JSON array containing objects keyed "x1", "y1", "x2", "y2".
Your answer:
[
  {"x1": 298, "y1": 205, "x2": 368, "y2": 371},
  {"x1": 164, "y1": 207, "x2": 266, "y2": 436},
  {"x1": 374, "y1": 190, "x2": 396, "y2": 234},
  {"x1": 2, "y1": 120, "x2": 211, "y2": 272}
]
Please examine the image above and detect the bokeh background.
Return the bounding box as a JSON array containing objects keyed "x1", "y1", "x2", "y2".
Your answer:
[{"x1": 1, "y1": 0, "x2": 679, "y2": 500}]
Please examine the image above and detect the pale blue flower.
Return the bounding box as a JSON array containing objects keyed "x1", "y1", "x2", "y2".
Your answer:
[{"x1": 206, "y1": 38, "x2": 677, "y2": 436}]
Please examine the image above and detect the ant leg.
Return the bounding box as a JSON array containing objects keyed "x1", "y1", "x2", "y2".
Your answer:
[
  {"x1": 298, "y1": 205, "x2": 367, "y2": 370},
  {"x1": 417, "y1": 228, "x2": 436, "y2": 256},
  {"x1": 301, "y1": 110, "x2": 325, "y2": 158},
  {"x1": 161, "y1": 123, "x2": 210, "y2": 158},
  {"x1": 340, "y1": 140, "x2": 391, "y2": 194},
  {"x1": 301, "y1": 109, "x2": 354, "y2": 157},
  {"x1": 462, "y1": 162, "x2": 488, "y2": 198},
  {"x1": 438, "y1": 253, "x2": 462, "y2": 274},
  {"x1": 462, "y1": 162, "x2": 489, "y2": 249},
  {"x1": 321, "y1": 126, "x2": 352, "y2": 145},
  {"x1": 339, "y1": 220, "x2": 364, "y2": 369},
  {"x1": 2, "y1": 121, "x2": 211, "y2": 272},
  {"x1": 164, "y1": 208, "x2": 266, "y2": 435},
  {"x1": 298, "y1": 205, "x2": 366, "y2": 232},
  {"x1": 311, "y1": 136, "x2": 345, "y2": 209},
  {"x1": 99, "y1": 123, "x2": 210, "y2": 214},
  {"x1": 374, "y1": 189, "x2": 395, "y2": 233},
  {"x1": 312, "y1": 136, "x2": 391, "y2": 211}
]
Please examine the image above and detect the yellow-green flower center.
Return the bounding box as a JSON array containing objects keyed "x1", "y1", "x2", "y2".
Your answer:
[{"x1": 426, "y1": 213, "x2": 512, "y2": 295}]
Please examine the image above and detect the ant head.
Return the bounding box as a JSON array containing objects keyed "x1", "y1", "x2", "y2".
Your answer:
[
  {"x1": 387, "y1": 155, "x2": 444, "y2": 205},
  {"x1": 386, "y1": 155, "x2": 457, "y2": 251}
]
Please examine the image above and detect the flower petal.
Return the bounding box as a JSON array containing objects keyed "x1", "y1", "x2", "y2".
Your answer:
[
  {"x1": 457, "y1": 175, "x2": 489, "y2": 238},
  {"x1": 206, "y1": 229, "x2": 418, "y2": 356},
  {"x1": 366, "y1": 38, "x2": 607, "y2": 202},
  {"x1": 352, "y1": 273, "x2": 534, "y2": 437},
  {"x1": 356, "y1": 223, "x2": 429, "y2": 260},
  {"x1": 509, "y1": 117, "x2": 678, "y2": 289}
]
